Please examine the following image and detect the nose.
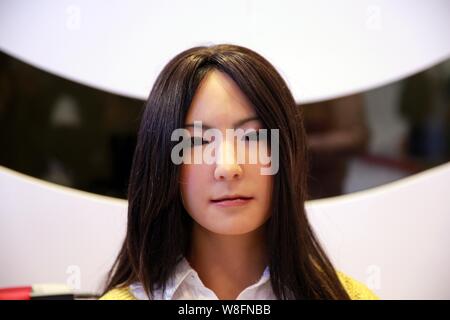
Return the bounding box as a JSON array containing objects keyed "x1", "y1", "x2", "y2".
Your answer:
[
  {"x1": 214, "y1": 139, "x2": 243, "y2": 181},
  {"x1": 214, "y1": 163, "x2": 243, "y2": 181}
]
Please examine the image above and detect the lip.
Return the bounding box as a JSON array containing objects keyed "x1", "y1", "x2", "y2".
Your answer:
[{"x1": 210, "y1": 195, "x2": 254, "y2": 207}]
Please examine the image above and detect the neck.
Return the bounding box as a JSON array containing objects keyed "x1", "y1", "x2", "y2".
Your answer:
[{"x1": 186, "y1": 222, "x2": 268, "y2": 299}]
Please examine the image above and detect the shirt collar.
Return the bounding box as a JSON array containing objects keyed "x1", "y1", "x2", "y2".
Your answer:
[{"x1": 130, "y1": 256, "x2": 271, "y2": 300}]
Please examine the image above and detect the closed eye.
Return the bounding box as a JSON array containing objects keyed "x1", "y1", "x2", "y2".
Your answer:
[
  {"x1": 190, "y1": 137, "x2": 210, "y2": 147},
  {"x1": 242, "y1": 131, "x2": 261, "y2": 141}
]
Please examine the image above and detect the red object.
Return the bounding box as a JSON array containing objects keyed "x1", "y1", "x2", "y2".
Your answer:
[{"x1": 0, "y1": 286, "x2": 32, "y2": 300}]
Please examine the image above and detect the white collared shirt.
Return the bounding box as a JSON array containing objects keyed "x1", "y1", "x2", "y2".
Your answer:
[{"x1": 129, "y1": 256, "x2": 277, "y2": 300}]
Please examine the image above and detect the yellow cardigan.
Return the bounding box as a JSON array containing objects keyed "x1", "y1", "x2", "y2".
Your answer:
[{"x1": 100, "y1": 272, "x2": 379, "y2": 300}]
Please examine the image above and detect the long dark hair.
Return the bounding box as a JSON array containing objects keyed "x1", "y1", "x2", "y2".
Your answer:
[{"x1": 103, "y1": 44, "x2": 350, "y2": 299}]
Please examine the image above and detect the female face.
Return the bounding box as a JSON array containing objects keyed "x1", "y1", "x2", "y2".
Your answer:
[{"x1": 179, "y1": 70, "x2": 273, "y2": 236}]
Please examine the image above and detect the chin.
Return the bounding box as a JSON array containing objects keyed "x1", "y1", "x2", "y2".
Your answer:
[{"x1": 206, "y1": 223, "x2": 262, "y2": 236}]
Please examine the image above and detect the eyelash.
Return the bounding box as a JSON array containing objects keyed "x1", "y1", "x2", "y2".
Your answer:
[
  {"x1": 190, "y1": 137, "x2": 209, "y2": 146},
  {"x1": 189, "y1": 131, "x2": 262, "y2": 147},
  {"x1": 242, "y1": 131, "x2": 260, "y2": 141}
]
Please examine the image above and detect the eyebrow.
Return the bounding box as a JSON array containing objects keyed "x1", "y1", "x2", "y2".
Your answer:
[{"x1": 185, "y1": 116, "x2": 261, "y2": 129}]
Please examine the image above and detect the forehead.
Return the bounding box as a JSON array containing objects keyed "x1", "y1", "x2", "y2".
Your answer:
[{"x1": 185, "y1": 69, "x2": 256, "y2": 125}]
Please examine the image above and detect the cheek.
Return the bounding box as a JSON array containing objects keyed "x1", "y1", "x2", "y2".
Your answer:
[
  {"x1": 246, "y1": 165, "x2": 274, "y2": 212},
  {"x1": 262, "y1": 175, "x2": 274, "y2": 215},
  {"x1": 180, "y1": 164, "x2": 210, "y2": 211}
]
